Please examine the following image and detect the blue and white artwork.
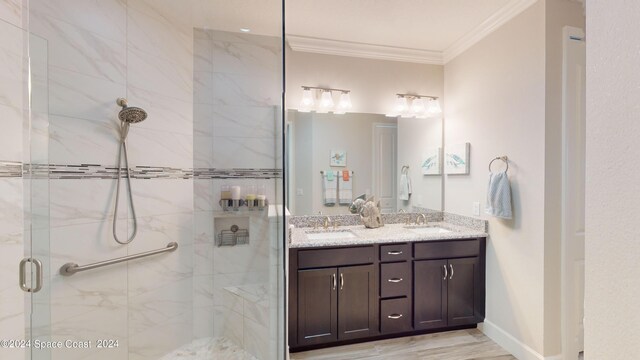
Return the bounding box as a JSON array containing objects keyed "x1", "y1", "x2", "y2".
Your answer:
[
  {"x1": 330, "y1": 150, "x2": 347, "y2": 167},
  {"x1": 422, "y1": 147, "x2": 441, "y2": 175},
  {"x1": 445, "y1": 143, "x2": 470, "y2": 175}
]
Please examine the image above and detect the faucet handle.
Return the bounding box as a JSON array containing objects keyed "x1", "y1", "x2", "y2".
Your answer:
[{"x1": 333, "y1": 220, "x2": 339, "y2": 230}]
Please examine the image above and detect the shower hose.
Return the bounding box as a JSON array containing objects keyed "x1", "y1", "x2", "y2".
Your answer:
[{"x1": 112, "y1": 124, "x2": 137, "y2": 244}]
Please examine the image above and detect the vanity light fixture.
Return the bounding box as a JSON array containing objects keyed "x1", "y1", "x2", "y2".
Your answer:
[
  {"x1": 387, "y1": 94, "x2": 441, "y2": 118},
  {"x1": 297, "y1": 86, "x2": 352, "y2": 114}
]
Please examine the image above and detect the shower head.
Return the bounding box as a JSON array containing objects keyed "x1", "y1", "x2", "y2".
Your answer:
[{"x1": 116, "y1": 98, "x2": 147, "y2": 124}]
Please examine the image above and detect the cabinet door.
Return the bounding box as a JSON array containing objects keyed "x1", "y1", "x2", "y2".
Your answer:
[
  {"x1": 414, "y1": 259, "x2": 448, "y2": 330},
  {"x1": 447, "y1": 257, "x2": 480, "y2": 326},
  {"x1": 297, "y1": 268, "x2": 338, "y2": 346},
  {"x1": 338, "y1": 265, "x2": 377, "y2": 340}
]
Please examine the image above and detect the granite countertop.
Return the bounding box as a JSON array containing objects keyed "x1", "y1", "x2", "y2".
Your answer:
[{"x1": 289, "y1": 222, "x2": 488, "y2": 249}]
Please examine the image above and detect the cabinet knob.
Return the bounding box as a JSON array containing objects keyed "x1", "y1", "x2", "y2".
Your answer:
[
  {"x1": 387, "y1": 314, "x2": 403, "y2": 319},
  {"x1": 387, "y1": 278, "x2": 403, "y2": 283}
]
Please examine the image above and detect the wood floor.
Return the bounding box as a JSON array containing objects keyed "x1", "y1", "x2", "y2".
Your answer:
[{"x1": 289, "y1": 329, "x2": 516, "y2": 360}]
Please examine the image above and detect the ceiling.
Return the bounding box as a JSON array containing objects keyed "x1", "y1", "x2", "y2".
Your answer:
[
  {"x1": 196, "y1": 0, "x2": 537, "y2": 64},
  {"x1": 286, "y1": 0, "x2": 512, "y2": 52}
]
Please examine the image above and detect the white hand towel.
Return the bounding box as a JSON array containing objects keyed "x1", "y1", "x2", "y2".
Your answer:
[
  {"x1": 338, "y1": 173, "x2": 353, "y2": 205},
  {"x1": 323, "y1": 171, "x2": 337, "y2": 206},
  {"x1": 399, "y1": 173, "x2": 412, "y2": 201},
  {"x1": 485, "y1": 171, "x2": 512, "y2": 219}
]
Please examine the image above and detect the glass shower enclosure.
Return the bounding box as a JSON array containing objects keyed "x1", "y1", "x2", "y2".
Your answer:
[{"x1": 0, "y1": 1, "x2": 286, "y2": 359}]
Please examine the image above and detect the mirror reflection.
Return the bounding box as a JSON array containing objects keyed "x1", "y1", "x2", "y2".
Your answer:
[{"x1": 286, "y1": 110, "x2": 442, "y2": 215}]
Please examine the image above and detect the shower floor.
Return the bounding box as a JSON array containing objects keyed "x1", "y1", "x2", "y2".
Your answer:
[{"x1": 160, "y1": 337, "x2": 258, "y2": 360}]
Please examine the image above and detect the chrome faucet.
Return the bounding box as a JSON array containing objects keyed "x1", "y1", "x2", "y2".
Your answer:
[
  {"x1": 323, "y1": 216, "x2": 332, "y2": 230},
  {"x1": 415, "y1": 213, "x2": 427, "y2": 225}
]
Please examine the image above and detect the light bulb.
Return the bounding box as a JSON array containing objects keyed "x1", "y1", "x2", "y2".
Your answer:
[
  {"x1": 394, "y1": 96, "x2": 408, "y2": 113},
  {"x1": 427, "y1": 98, "x2": 442, "y2": 115},
  {"x1": 411, "y1": 97, "x2": 425, "y2": 114},
  {"x1": 300, "y1": 88, "x2": 314, "y2": 108},
  {"x1": 335, "y1": 92, "x2": 352, "y2": 114},
  {"x1": 317, "y1": 90, "x2": 334, "y2": 113}
]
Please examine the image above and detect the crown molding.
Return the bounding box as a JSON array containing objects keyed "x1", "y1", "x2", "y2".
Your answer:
[
  {"x1": 286, "y1": 35, "x2": 444, "y2": 65},
  {"x1": 287, "y1": 0, "x2": 539, "y2": 66},
  {"x1": 443, "y1": 0, "x2": 538, "y2": 63}
]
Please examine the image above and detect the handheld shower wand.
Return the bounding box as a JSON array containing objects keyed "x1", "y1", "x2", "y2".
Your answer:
[{"x1": 113, "y1": 98, "x2": 148, "y2": 245}]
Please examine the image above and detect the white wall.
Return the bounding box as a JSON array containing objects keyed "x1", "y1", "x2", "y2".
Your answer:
[
  {"x1": 286, "y1": 50, "x2": 443, "y2": 116},
  {"x1": 397, "y1": 116, "x2": 443, "y2": 211},
  {"x1": 444, "y1": 2, "x2": 548, "y2": 357},
  {"x1": 585, "y1": 1, "x2": 640, "y2": 358}
]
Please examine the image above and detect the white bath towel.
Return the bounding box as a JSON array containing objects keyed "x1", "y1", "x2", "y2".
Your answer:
[
  {"x1": 485, "y1": 171, "x2": 512, "y2": 219},
  {"x1": 338, "y1": 172, "x2": 353, "y2": 205},
  {"x1": 399, "y1": 173, "x2": 412, "y2": 201},
  {"x1": 323, "y1": 171, "x2": 337, "y2": 206}
]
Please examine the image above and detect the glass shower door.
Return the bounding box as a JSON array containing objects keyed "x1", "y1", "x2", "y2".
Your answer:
[{"x1": 22, "y1": 0, "x2": 286, "y2": 359}]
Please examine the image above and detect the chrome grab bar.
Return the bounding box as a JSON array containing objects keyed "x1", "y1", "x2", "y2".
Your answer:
[{"x1": 60, "y1": 242, "x2": 178, "y2": 276}]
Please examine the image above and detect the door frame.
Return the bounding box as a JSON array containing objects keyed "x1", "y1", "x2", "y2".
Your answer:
[
  {"x1": 561, "y1": 25, "x2": 586, "y2": 360},
  {"x1": 371, "y1": 122, "x2": 398, "y2": 212}
]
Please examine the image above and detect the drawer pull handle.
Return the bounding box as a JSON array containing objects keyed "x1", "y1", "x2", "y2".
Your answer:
[
  {"x1": 387, "y1": 251, "x2": 403, "y2": 255},
  {"x1": 388, "y1": 278, "x2": 403, "y2": 283},
  {"x1": 450, "y1": 264, "x2": 454, "y2": 280},
  {"x1": 388, "y1": 314, "x2": 403, "y2": 319},
  {"x1": 443, "y1": 265, "x2": 448, "y2": 280},
  {"x1": 332, "y1": 273, "x2": 336, "y2": 291},
  {"x1": 340, "y1": 273, "x2": 344, "y2": 290}
]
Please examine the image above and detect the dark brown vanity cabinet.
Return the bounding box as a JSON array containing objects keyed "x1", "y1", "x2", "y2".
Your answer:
[
  {"x1": 291, "y1": 246, "x2": 377, "y2": 347},
  {"x1": 289, "y1": 238, "x2": 485, "y2": 352},
  {"x1": 414, "y1": 256, "x2": 482, "y2": 330}
]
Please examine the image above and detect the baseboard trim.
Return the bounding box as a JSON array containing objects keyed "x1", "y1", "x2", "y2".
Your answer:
[{"x1": 479, "y1": 320, "x2": 561, "y2": 360}]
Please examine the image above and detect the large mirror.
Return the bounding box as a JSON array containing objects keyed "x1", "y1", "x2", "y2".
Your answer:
[{"x1": 286, "y1": 110, "x2": 443, "y2": 215}]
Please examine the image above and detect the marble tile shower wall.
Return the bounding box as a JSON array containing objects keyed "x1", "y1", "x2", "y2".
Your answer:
[
  {"x1": 0, "y1": 2, "x2": 26, "y2": 360},
  {"x1": 27, "y1": 1, "x2": 195, "y2": 359},
  {"x1": 192, "y1": 28, "x2": 282, "y2": 355}
]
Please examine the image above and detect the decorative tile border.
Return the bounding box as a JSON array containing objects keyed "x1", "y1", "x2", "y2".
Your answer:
[
  {"x1": 0, "y1": 161, "x2": 22, "y2": 178},
  {"x1": 1, "y1": 163, "x2": 282, "y2": 180}
]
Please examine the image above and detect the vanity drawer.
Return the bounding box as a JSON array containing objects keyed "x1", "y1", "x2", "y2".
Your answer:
[
  {"x1": 380, "y1": 298, "x2": 412, "y2": 334},
  {"x1": 413, "y1": 239, "x2": 479, "y2": 260},
  {"x1": 380, "y1": 243, "x2": 411, "y2": 262},
  {"x1": 297, "y1": 246, "x2": 375, "y2": 269},
  {"x1": 380, "y1": 262, "x2": 411, "y2": 298}
]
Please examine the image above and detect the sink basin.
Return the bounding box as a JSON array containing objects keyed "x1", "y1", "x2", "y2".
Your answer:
[
  {"x1": 406, "y1": 226, "x2": 453, "y2": 235},
  {"x1": 305, "y1": 230, "x2": 357, "y2": 240}
]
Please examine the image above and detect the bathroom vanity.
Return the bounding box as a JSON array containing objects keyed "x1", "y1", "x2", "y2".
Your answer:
[{"x1": 288, "y1": 220, "x2": 487, "y2": 352}]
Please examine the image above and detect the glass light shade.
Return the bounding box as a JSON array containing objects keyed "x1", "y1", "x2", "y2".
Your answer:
[
  {"x1": 394, "y1": 96, "x2": 408, "y2": 113},
  {"x1": 300, "y1": 88, "x2": 315, "y2": 108},
  {"x1": 318, "y1": 90, "x2": 334, "y2": 113},
  {"x1": 335, "y1": 92, "x2": 352, "y2": 114},
  {"x1": 427, "y1": 98, "x2": 442, "y2": 115},
  {"x1": 410, "y1": 97, "x2": 426, "y2": 114}
]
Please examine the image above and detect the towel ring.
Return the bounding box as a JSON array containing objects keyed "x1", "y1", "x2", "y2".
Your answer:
[{"x1": 489, "y1": 156, "x2": 509, "y2": 172}]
